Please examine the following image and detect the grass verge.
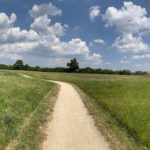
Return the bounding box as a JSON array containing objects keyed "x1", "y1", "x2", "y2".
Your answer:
[
  {"x1": 15, "y1": 83, "x2": 58, "y2": 150},
  {"x1": 19, "y1": 71, "x2": 150, "y2": 150},
  {"x1": 0, "y1": 71, "x2": 58, "y2": 150},
  {"x1": 74, "y1": 85, "x2": 147, "y2": 150}
]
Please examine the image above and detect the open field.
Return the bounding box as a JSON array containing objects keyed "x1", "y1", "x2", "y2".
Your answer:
[
  {"x1": 0, "y1": 71, "x2": 57, "y2": 150},
  {"x1": 21, "y1": 71, "x2": 150, "y2": 150}
]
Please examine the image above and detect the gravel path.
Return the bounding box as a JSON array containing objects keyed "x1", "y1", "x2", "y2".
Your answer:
[{"x1": 42, "y1": 81, "x2": 110, "y2": 150}]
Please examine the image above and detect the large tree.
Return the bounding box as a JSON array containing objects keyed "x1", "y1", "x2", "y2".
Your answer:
[
  {"x1": 67, "y1": 58, "x2": 79, "y2": 72},
  {"x1": 13, "y1": 59, "x2": 24, "y2": 70}
]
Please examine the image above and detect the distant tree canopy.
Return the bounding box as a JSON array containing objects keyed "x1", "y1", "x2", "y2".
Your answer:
[
  {"x1": 0, "y1": 58, "x2": 148, "y2": 75},
  {"x1": 13, "y1": 60, "x2": 24, "y2": 70},
  {"x1": 67, "y1": 58, "x2": 79, "y2": 72}
]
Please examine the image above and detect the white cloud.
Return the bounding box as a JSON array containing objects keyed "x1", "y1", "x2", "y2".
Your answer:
[
  {"x1": 113, "y1": 33, "x2": 149, "y2": 53},
  {"x1": 0, "y1": 42, "x2": 39, "y2": 54},
  {"x1": 59, "y1": 38, "x2": 89, "y2": 55},
  {"x1": 0, "y1": 13, "x2": 16, "y2": 30},
  {"x1": 0, "y1": 3, "x2": 102, "y2": 67},
  {"x1": 86, "y1": 53, "x2": 102, "y2": 64},
  {"x1": 30, "y1": 15, "x2": 66, "y2": 38},
  {"x1": 0, "y1": 52, "x2": 21, "y2": 60},
  {"x1": 31, "y1": 15, "x2": 51, "y2": 33},
  {"x1": 50, "y1": 23, "x2": 67, "y2": 37},
  {"x1": 0, "y1": 27, "x2": 39, "y2": 43},
  {"x1": 29, "y1": 2, "x2": 62, "y2": 18},
  {"x1": 90, "y1": 38, "x2": 105, "y2": 47},
  {"x1": 103, "y1": 1, "x2": 150, "y2": 59},
  {"x1": 120, "y1": 60, "x2": 129, "y2": 64},
  {"x1": 103, "y1": 1, "x2": 150, "y2": 33},
  {"x1": 93, "y1": 39, "x2": 105, "y2": 44},
  {"x1": 50, "y1": 38, "x2": 102, "y2": 64},
  {"x1": 132, "y1": 54, "x2": 150, "y2": 60},
  {"x1": 89, "y1": 5, "x2": 100, "y2": 22},
  {"x1": 0, "y1": 13, "x2": 40, "y2": 55}
]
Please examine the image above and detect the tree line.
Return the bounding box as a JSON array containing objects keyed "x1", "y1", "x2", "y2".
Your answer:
[{"x1": 0, "y1": 58, "x2": 148, "y2": 75}]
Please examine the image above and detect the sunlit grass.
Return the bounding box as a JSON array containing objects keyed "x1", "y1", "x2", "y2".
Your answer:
[
  {"x1": 0, "y1": 71, "x2": 56, "y2": 149},
  {"x1": 22, "y1": 71, "x2": 150, "y2": 149}
]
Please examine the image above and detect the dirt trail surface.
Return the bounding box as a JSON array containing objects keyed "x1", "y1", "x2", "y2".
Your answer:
[
  {"x1": 42, "y1": 80, "x2": 110, "y2": 150},
  {"x1": 20, "y1": 74, "x2": 110, "y2": 150},
  {"x1": 19, "y1": 73, "x2": 33, "y2": 79}
]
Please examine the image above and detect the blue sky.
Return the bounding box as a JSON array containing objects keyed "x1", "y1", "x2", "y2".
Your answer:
[{"x1": 0, "y1": 0, "x2": 150, "y2": 71}]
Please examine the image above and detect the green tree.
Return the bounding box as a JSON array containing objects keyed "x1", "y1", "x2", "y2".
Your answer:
[
  {"x1": 13, "y1": 59, "x2": 24, "y2": 70},
  {"x1": 67, "y1": 58, "x2": 79, "y2": 72}
]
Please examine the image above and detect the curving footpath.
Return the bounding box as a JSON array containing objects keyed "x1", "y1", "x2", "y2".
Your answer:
[
  {"x1": 20, "y1": 74, "x2": 110, "y2": 150},
  {"x1": 42, "y1": 80, "x2": 110, "y2": 150}
]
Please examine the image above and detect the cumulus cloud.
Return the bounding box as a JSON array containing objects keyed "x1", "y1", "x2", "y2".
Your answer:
[
  {"x1": 89, "y1": 5, "x2": 100, "y2": 21},
  {"x1": 58, "y1": 38, "x2": 89, "y2": 55},
  {"x1": 113, "y1": 33, "x2": 149, "y2": 53},
  {"x1": 0, "y1": 27, "x2": 39, "y2": 43},
  {"x1": 93, "y1": 39, "x2": 105, "y2": 44},
  {"x1": 31, "y1": 15, "x2": 51, "y2": 33},
  {"x1": 132, "y1": 54, "x2": 150, "y2": 60},
  {"x1": 86, "y1": 53, "x2": 102, "y2": 63},
  {"x1": 0, "y1": 2, "x2": 102, "y2": 67},
  {"x1": 50, "y1": 23, "x2": 67, "y2": 37},
  {"x1": 0, "y1": 13, "x2": 16, "y2": 30},
  {"x1": 102, "y1": 1, "x2": 150, "y2": 57},
  {"x1": 90, "y1": 38, "x2": 105, "y2": 47},
  {"x1": 103, "y1": 1, "x2": 150, "y2": 33},
  {"x1": 29, "y1": 2, "x2": 62, "y2": 18},
  {"x1": 0, "y1": 13, "x2": 40, "y2": 58}
]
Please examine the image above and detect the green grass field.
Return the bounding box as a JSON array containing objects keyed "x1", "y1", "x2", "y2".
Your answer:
[
  {"x1": 22, "y1": 71, "x2": 150, "y2": 149},
  {"x1": 0, "y1": 71, "x2": 57, "y2": 150}
]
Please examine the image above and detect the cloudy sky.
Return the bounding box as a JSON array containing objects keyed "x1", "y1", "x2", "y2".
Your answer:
[{"x1": 0, "y1": 0, "x2": 150, "y2": 71}]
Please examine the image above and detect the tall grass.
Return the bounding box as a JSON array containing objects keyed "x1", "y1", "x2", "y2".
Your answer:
[
  {"x1": 0, "y1": 71, "x2": 57, "y2": 149},
  {"x1": 22, "y1": 71, "x2": 150, "y2": 149}
]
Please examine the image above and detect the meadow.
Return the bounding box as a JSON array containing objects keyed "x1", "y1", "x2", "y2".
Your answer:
[
  {"x1": 0, "y1": 71, "x2": 57, "y2": 150},
  {"x1": 22, "y1": 71, "x2": 150, "y2": 150}
]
